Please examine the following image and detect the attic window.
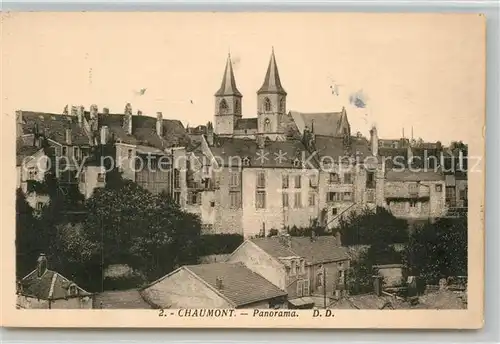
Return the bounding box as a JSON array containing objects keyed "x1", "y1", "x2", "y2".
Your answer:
[
  {"x1": 242, "y1": 157, "x2": 250, "y2": 166},
  {"x1": 293, "y1": 158, "x2": 302, "y2": 168},
  {"x1": 68, "y1": 284, "x2": 78, "y2": 296}
]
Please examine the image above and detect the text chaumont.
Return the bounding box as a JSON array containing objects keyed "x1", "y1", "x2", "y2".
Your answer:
[{"x1": 177, "y1": 309, "x2": 236, "y2": 317}]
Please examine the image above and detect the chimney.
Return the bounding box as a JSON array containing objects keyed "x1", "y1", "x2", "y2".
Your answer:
[
  {"x1": 102, "y1": 107, "x2": 110, "y2": 115},
  {"x1": 205, "y1": 122, "x2": 214, "y2": 146},
  {"x1": 137, "y1": 110, "x2": 143, "y2": 116},
  {"x1": 407, "y1": 145, "x2": 413, "y2": 168},
  {"x1": 63, "y1": 105, "x2": 69, "y2": 116},
  {"x1": 215, "y1": 277, "x2": 223, "y2": 290},
  {"x1": 156, "y1": 112, "x2": 163, "y2": 136},
  {"x1": 369, "y1": 125, "x2": 379, "y2": 157},
  {"x1": 16, "y1": 110, "x2": 23, "y2": 138},
  {"x1": 71, "y1": 106, "x2": 78, "y2": 116},
  {"x1": 123, "y1": 103, "x2": 133, "y2": 135},
  {"x1": 65, "y1": 128, "x2": 72, "y2": 145},
  {"x1": 100, "y1": 126, "x2": 109, "y2": 145},
  {"x1": 373, "y1": 275, "x2": 382, "y2": 296},
  {"x1": 77, "y1": 105, "x2": 84, "y2": 125},
  {"x1": 279, "y1": 233, "x2": 292, "y2": 248},
  {"x1": 335, "y1": 231, "x2": 342, "y2": 246},
  {"x1": 37, "y1": 253, "x2": 48, "y2": 278},
  {"x1": 90, "y1": 104, "x2": 98, "y2": 119}
]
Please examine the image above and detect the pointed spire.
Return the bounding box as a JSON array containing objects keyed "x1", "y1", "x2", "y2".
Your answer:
[
  {"x1": 215, "y1": 54, "x2": 242, "y2": 97},
  {"x1": 258, "y1": 49, "x2": 287, "y2": 95}
]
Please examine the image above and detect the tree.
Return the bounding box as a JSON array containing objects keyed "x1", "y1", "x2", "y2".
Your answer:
[
  {"x1": 84, "y1": 181, "x2": 202, "y2": 284},
  {"x1": 15, "y1": 188, "x2": 40, "y2": 277},
  {"x1": 404, "y1": 213, "x2": 467, "y2": 284},
  {"x1": 338, "y1": 206, "x2": 409, "y2": 246}
]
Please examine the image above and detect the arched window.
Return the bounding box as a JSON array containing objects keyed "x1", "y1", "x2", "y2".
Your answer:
[
  {"x1": 264, "y1": 118, "x2": 271, "y2": 132},
  {"x1": 264, "y1": 98, "x2": 272, "y2": 112},
  {"x1": 68, "y1": 284, "x2": 78, "y2": 296},
  {"x1": 219, "y1": 99, "x2": 228, "y2": 114},
  {"x1": 279, "y1": 98, "x2": 285, "y2": 113}
]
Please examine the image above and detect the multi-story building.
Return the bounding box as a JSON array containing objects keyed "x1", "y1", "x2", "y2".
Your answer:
[{"x1": 227, "y1": 234, "x2": 350, "y2": 308}]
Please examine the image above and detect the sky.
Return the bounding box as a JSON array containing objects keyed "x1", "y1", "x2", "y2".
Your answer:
[{"x1": 2, "y1": 12, "x2": 485, "y2": 145}]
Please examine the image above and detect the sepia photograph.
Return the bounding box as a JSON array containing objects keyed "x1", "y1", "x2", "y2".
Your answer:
[{"x1": 1, "y1": 12, "x2": 485, "y2": 328}]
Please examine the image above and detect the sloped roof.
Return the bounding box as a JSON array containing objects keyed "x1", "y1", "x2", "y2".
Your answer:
[
  {"x1": 290, "y1": 111, "x2": 344, "y2": 137},
  {"x1": 20, "y1": 269, "x2": 91, "y2": 300},
  {"x1": 185, "y1": 262, "x2": 286, "y2": 307},
  {"x1": 310, "y1": 135, "x2": 371, "y2": 161},
  {"x1": 94, "y1": 290, "x2": 153, "y2": 309},
  {"x1": 215, "y1": 55, "x2": 242, "y2": 97},
  {"x1": 416, "y1": 291, "x2": 466, "y2": 309},
  {"x1": 235, "y1": 118, "x2": 258, "y2": 130},
  {"x1": 210, "y1": 137, "x2": 319, "y2": 169},
  {"x1": 258, "y1": 50, "x2": 286, "y2": 95},
  {"x1": 19, "y1": 111, "x2": 90, "y2": 145},
  {"x1": 16, "y1": 136, "x2": 43, "y2": 166},
  {"x1": 251, "y1": 236, "x2": 350, "y2": 265},
  {"x1": 98, "y1": 113, "x2": 190, "y2": 149},
  {"x1": 385, "y1": 169, "x2": 444, "y2": 182}
]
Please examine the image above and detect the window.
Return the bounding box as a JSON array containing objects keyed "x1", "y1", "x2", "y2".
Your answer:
[
  {"x1": 435, "y1": 184, "x2": 443, "y2": 192},
  {"x1": 409, "y1": 183, "x2": 419, "y2": 195},
  {"x1": 97, "y1": 173, "x2": 105, "y2": 182},
  {"x1": 230, "y1": 191, "x2": 241, "y2": 208},
  {"x1": 343, "y1": 192, "x2": 352, "y2": 201},
  {"x1": 367, "y1": 189, "x2": 375, "y2": 203},
  {"x1": 62, "y1": 146, "x2": 67, "y2": 156},
  {"x1": 460, "y1": 187, "x2": 468, "y2": 201},
  {"x1": 294, "y1": 175, "x2": 301, "y2": 188},
  {"x1": 256, "y1": 191, "x2": 266, "y2": 209},
  {"x1": 366, "y1": 171, "x2": 375, "y2": 189},
  {"x1": 235, "y1": 99, "x2": 240, "y2": 113},
  {"x1": 188, "y1": 192, "x2": 201, "y2": 205},
  {"x1": 316, "y1": 271, "x2": 324, "y2": 288},
  {"x1": 282, "y1": 192, "x2": 289, "y2": 208},
  {"x1": 210, "y1": 201, "x2": 215, "y2": 207},
  {"x1": 174, "y1": 169, "x2": 180, "y2": 189},
  {"x1": 294, "y1": 193, "x2": 302, "y2": 208},
  {"x1": 300, "y1": 260, "x2": 306, "y2": 274},
  {"x1": 74, "y1": 147, "x2": 80, "y2": 160},
  {"x1": 282, "y1": 174, "x2": 289, "y2": 189},
  {"x1": 127, "y1": 149, "x2": 133, "y2": 159},
  {"x1": 264, "y1": 97, "x2": 271, "y2": 112},
  {"x1": 219, "y1": 99, "x2": 228, "y2": 113},
  {"x1": 332, "y1": 208, "x2": 338, "y2": 216},
  {"x1": 257, "y1": 171, "x2": 266, "y2": 188},
  {"x1": 297, "y1": 279, "x2": 310, "y2": 297},
  {"x1": 327, "y1": 192, "x2": 340, "y2": 202},
  {"x1": 229, "y1": 171, "x2": 239, "y2": 187},
  {"x1": 36, "y1": 202, "x2": 44, "y2": 211},
  {"x1": 264, "y1": 118, "x2": 271, "y2": 132},
  {"x1": 290, "y1": 261, "x2": 296, "y2": 276},
  {"x1": 309, "y1": 175, "x2": 318, "y2": 188},
  {"x1": 409, "y1": 200, "x2": 418, "y2": 208},
  {"x1": 343, "y1": 172, "x2": 352, "y2": 184},
  {"x1": 27, "y1": 168, "x2": 37, "y2": 180},
  {"x1": 68, "y1": 285, "x2": 78, "y2": 296},
  {"x1": 242, "y1": 157, "x2": 250, "y2": 166},
  {"x1": 173, "y1": 192, "x2": 181, "y2": 204},
  {"x1": 329, "y1": 173, "x2": 339, "y2": 184},
  {"x1": 308, "y1": 192, "x2": 316, "y2": 207}
]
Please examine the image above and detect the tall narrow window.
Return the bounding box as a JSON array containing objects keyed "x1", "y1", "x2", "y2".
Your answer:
[
  {"x1": 294, "y1": 175, "x2": 301, "y2": 188},
  {"x1": 174, "y1": 169, "x2": 180, "y2": 189},
  {"x1": 282, "y1": 174, "x2": 289, "y2": 189},
  {"x1": 294, "y1": 193, "x2": 302, "y2": 208},
  {"x1": 279, "y1": 98, "x2": 286, "y2": 113},
  {"x1": 256, "y1": 191, "x2": 266, "y2": 209},
  {"x1": 329, "y1": 173, "x2": 339, "y2": 184},
  {"x1": 257, "y1": 171, "x2": 266, "y2": 188},
  {"x1": 235, "y1": 99, "x2": 240, "y2": 113},
  {"x1": 282, "y1": 192, "x2": 289, "y2": 208},
  {"x1": 230, "y1": 171, "x2": 239, "y2": 187},
  {"x1": 308, "y1": 192, "x2": 316, "y2": 207},
  {"x1": 264, "y1": 118, "x2": 271, "y2": 132},
  {"x1": 264, "y1": 97, "x2": 271, "y2": 112}
]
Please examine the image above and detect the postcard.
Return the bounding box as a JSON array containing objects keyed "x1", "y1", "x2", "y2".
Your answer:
[{"x1": 1, "y1": 12, "x2": 485, "y2": 329}]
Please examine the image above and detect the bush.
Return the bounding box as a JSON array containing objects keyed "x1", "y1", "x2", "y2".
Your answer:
[{"x1": 196, "y1": 234, "x2": 244, "y2": 256}]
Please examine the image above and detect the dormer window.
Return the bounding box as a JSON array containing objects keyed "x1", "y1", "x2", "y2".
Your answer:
[
  {"x1": 68, "y1": 284, "x2": 78, "y2": 296},
  {"x1": 264, "y1": 98, "x2": 272, "y2": 112},
  {"x1": 242, "y1": 157, "x2": 250, "y2": 166},
  {"x1": 219, "y1": 99, "x2": 228, "y2": 114}
]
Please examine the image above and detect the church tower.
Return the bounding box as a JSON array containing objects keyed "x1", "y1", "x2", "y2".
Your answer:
[
  {"x1": 257, "y1": 48, "x2": 287, "y2": 140},
  {"x1": 214, "y1": 54, "x2": 242, "y2": 136}
]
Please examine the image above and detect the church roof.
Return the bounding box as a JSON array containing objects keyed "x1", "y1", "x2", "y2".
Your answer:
[
  {"x1": 215, "y1": 54, "x2": 242, "y2": 97},
  {"x1": 258, "y1": 50, "x2": 287, "y2": 95},
  {"x1": 290, "y1": 109, "x2": 347, "y2": 137}
]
